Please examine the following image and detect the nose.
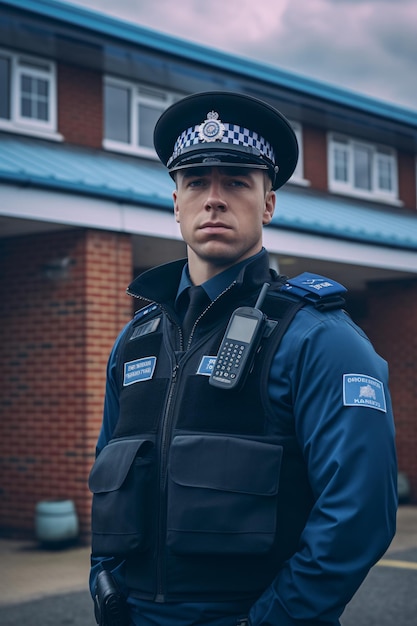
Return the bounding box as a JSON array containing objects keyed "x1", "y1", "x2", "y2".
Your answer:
[{"x1": 204, "y1": 180, "x2": 227, "y2": 212}]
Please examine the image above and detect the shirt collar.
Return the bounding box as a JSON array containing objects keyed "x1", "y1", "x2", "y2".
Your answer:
[{"x1": 175, "y1": 249, "x2": 265, "y2": 305}]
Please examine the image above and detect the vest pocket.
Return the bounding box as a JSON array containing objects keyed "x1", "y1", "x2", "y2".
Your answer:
[
  {"x1": 88, "y1": 438, "x2": 154, "y2": 556},
  {"x1": 167, "y1": 435, "x2": 282, "y2": 555}
]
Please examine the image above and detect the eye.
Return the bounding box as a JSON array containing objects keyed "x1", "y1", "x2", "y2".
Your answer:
[
  {"x1": 186, "y1": 178, "x2": 205, "y2": 188},
  {"x1": 229, "y1": 178, "x2": 249, "y2": 188}
]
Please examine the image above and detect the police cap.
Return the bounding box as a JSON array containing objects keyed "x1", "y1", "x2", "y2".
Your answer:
[{"x1": 153, "y1": 91, "x2": 298, "y2": 190}]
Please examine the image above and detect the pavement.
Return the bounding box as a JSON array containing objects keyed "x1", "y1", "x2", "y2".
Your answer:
[
  {"x1": 0, "y1": 537, "x2": 91, "y2": 606},
  {"x1": 0, "y1": 505, "x2": 416, "y2": 607}
]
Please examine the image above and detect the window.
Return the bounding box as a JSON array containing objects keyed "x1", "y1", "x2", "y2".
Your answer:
[
  {"x1": 104, "y1": 78, "x2": 181, "y2": 156},
  {"x1": 289, "y1": 121, "x2": 305, "y2": 182},
  {"x1": 328, "y1": 134, "x2": 398, "y2": 201},
  {"x1": 0, "y1": 49, "x2": 57, "y2": 134},
  {"x1": 0, "y1": 54, "x2": 11, "y2": 119}
]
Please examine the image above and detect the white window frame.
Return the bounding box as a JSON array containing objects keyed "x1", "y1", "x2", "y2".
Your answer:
[
  {"x1": 288, "y1": 121, "x2": 309, "y2": 186},
  {"x1": 328, "y1": 132, "x2": 399, "y2": 203},
  {"x1": 0, "y1": 48, "x2": 59, "y2": 138},
  {"x1": 103, "y1": 77, "x2": 181, "y2": 158}
]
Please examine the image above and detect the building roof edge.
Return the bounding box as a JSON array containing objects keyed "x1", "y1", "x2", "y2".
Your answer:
[{"x1": 2, "y1": 0, "x2": 417, "y2": 128}]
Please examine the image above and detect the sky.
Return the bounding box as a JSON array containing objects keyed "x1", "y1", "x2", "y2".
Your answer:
[{"x1": 65, "y1": 0, "x2": 416, "y2": 111}]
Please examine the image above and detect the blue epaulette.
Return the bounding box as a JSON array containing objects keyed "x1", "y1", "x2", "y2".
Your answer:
[
  {"x1": 280, "y1": 272, "x2": 346, "y2": 310},
  {"x1": 129, "y1": 303, "x2": 162, "y2": 340},
  {"x1": 133, "y1": 303, "x2": 160, "y2": 322}
]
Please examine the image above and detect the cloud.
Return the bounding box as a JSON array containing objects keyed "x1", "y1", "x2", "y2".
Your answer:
[
  {"x1": 66, "y1": 0, "x2": 416, "y2": 109},
  {"x1": 239, "y1": 0, "x2": 416, "y2": 107},
  {"x1": 81, "y1": 0, "x2": 288, "y2": 49},
  {"x1": 184, "y1": 0, "x2": 286, "y2": 44}
]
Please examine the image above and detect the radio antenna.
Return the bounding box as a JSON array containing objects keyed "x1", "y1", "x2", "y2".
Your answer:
[{"x1": 255, "y1": 283, "x2": 270, "y2": 310}]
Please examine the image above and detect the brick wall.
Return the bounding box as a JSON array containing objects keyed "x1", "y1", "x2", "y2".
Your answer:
[
  {"x1": 397, "y1": 151, "x2": 417, "y2": 211},
  {"x1": 58, "y1": 62, "x2": 103, "y2": 148},
  {"x1": 0, "y1": 228, "x2": 133, "y2": 540},
  {"x1": 303, "y1": 125, "x2": 328, "y2": 191},
  {"x1": 366, "y1": 279, "x2": 417, "y2": 502}
]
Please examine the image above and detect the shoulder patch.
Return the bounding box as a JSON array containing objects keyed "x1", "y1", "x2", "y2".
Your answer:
[
  {"x1": 343, "y1": 374, "x2": 387, "y2": 412},
  {"x1": 281, "y1": 272, "x2": 347, "y2": 302}
]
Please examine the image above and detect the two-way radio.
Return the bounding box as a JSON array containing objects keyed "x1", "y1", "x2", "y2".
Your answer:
[{"x1": 209, "y1": 283, "x2": 270, "y2": 391}]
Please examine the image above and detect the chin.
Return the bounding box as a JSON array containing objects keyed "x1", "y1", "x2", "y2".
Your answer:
[{"x1": 204, "y1": 252, "x2": 245, "y2": 268}]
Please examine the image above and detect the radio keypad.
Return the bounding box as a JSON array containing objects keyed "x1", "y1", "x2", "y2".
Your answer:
[{"x1": 213, "y1": 341, "x2": 246, "y2": 379}]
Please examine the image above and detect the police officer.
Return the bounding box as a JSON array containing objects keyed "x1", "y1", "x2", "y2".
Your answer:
[{"x1": 89, "y1": 91, "x2": 397, "y2": 626}]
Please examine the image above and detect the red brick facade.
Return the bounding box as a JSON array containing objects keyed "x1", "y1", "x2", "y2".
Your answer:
[
  {"x1": 366, "y1": 280, "x2": 417, "y2": 500},
  {"x1": 303, "y1": 125, "x2": 328, "y2": 191},
  {"x1": 0, "y1": 229, "x2": 133, "y2": 540},
  {"x1": 397, "y1": 151, "x2": 417, "y2": 211},
  {"x1": 58, "y1": 62, "x2": 103, "y2": 148}
]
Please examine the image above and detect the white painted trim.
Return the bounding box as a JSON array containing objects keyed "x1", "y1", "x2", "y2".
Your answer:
[
  {"x1": 0, "y1": 184, "x2": 182, "y2": 241},
  {"x1": 263, "y1": 227, "x2": 417, "y2": 274},
  {"x1": 1, "y1": 184, "x2": 416, "y2": 275},
  {"x1": 0, "y1": 123, "x2": 63, "y2": 141}
]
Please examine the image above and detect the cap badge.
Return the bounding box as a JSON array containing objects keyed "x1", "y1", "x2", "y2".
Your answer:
[{"x1": 198, "y1": 111, "x2": 225, "y2": 143}]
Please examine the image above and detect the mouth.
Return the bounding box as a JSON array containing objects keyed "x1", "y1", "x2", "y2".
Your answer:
[{"x1": 199, "y1": 222, "x2": 231, "y2": 231}]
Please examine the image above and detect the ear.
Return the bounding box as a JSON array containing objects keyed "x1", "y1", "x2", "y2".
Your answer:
[
  {"x1": 262, "y1": 190, "x2": 276, "y2": 225},
  {"x1": 173, "y1": 190, "x2": 180, "y2": 223}
]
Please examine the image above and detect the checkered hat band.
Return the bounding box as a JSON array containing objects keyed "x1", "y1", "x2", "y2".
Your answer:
[{"x1": 170, "y1": 123, "x2": 275, "y2": 164}]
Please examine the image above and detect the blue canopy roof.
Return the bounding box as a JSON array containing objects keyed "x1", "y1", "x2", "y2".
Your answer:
[
  {"x1": 1, "y1": 133, "x2": 417, "y2": 251},
  {"x1": 4, "y1": 0, "x2": 417, "y2": 129}
]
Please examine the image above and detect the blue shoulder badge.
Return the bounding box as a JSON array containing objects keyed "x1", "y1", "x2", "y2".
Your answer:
[
  {"x1": 281, "y1": 272, "x2": 347, "y2": 301},
  {"x1": 343, "y1": 374, "x2": 387, "y2": 412}
]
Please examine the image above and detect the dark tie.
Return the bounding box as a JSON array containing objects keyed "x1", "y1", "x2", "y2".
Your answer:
[{"x1": 182, "y1": 285, "x2": 209, "y2": 343}]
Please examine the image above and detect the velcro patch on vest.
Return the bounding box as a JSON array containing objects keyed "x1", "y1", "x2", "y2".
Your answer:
[
  {"x1": 197, "y1": 356, "x2": 217, "y2": 376},
  {"x1": 123, "y1": 356, "x2": 156, "y2": 386},
  {"x1": 281, "y1": 272, "x2": 347, "y2": 300},
  {"x1": 129, "y1": 317, "x2": 161, "y2": 340},
  {"x1": 343, "y1": 374, "x2": 386, "y2": 412}
]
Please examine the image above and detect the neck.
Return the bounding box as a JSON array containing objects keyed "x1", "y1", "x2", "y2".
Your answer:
[{"x1": 187, "y1": 247, "x2": 264, "y2": 286}]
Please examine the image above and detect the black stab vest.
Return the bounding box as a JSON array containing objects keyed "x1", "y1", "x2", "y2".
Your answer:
[{"x1": 89, "y1": 257, "x2": 315, "y2": 602}]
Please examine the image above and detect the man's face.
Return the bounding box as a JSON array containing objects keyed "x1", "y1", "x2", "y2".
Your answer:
[{"x1": 173, "y1": 166, "x2": 275, "y2": 274}]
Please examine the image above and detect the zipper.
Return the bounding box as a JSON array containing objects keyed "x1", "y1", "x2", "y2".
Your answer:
[
  {"x1": 154, "y1": 283, "x2": 239, "y2": 598},
  {"x1": 185, "y1": 281, "x2": 237, "y2": 350},
  {"x1": 126, "y1": 282, "x2": 238, "y2": 600},
  {"x1": 155, "y1": 361, "x2": 180, "y2": 602}
]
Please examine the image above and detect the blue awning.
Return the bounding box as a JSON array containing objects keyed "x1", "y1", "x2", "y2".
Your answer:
[
  {"x1": 1, "y1": 133, "x2": 417, "y2": 251},
  {"x1": 5, "y1": 0, "x2": 417, "y2": 129},
  {"x1": 272, "y1": 187, "x2": 417, "y2": 251}
]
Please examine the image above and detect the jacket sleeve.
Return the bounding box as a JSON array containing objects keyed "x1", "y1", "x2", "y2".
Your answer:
[
  {"x1": 249, "y1": 308, "x2": 398, "y2": 626},
  {"x1": 89, "y1": 324, "x2": 131, "y2": 599}
]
